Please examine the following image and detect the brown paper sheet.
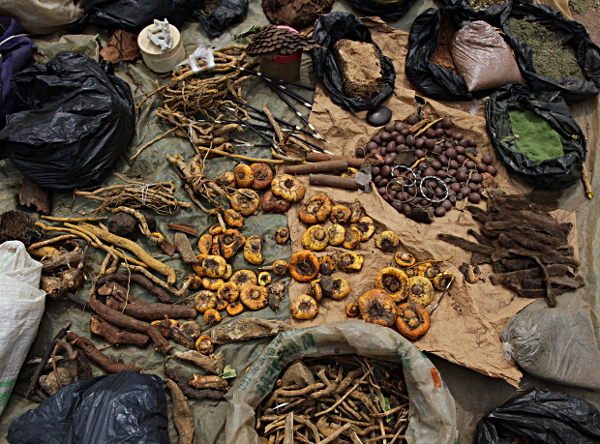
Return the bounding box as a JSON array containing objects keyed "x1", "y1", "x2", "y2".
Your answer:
[{"x1": 288, "y1": 17, "x2": 581, "y2": 386}]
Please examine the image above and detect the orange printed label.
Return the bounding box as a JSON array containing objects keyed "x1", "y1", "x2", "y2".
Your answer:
[{"x1": 430, "y1": 367, "x2": 442, "y2": 388}]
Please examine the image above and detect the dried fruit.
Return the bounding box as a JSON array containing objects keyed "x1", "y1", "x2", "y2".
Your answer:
[
  {"x1": 330, "y1": 277, "x2": 350, "y2": 300},
  {"x1": 319, "y1": 255, "x2": 336, "y2": 275},
  {"x1": 271, "y1": 174, "x2": 306, "y2": 202},
  {"x1": 375, "y1": 231, "x2": 400, "y2": 252},
  {"x1": 226, "y1": 300, "x2": 244, "y2": 316},
  {"x1": 204, "y1": 308, "x2": 221, "y2": 324},
  {"x1": 404, "y1": 276, "x2": 435, "y2": 307},
  {"x1": 327, "y1": 224, "x2": 346, "y2": 246},
  {"x1": 346, "y1": 302, "x2": 359, "y2": 317},
  {"x1": 352, "y1": 216, "x2": 376, "y2": 242},
  {"x1": 194, "y1": 290, "x2": 217, "y2": 313},
  {"x1": 215, "y1": 171, "x2": 236, "y2": 188},
  {"x1": 241, "y1": 284, "x2": 269, "y2": 310},
  {"x1": 258, "y1": 271, "x2": 272, "y2": 286},
  {"x1": 289, "y1": 250, "x2": 320, "y2": 282},
  {"x1": 230, "y1": 269, "x2": 258, "y2": 289},
  {"x1": 357, "y1": 289, "x2": 397, "y2": 327},
  {"x1": 234, "y1": 164, "x2": 254, "y2": 187},
  {"x1": 275, "y1": 227, "x2": 290, "y2": 244},
  {"x1": 394, "y1": 252, "x2": 416, "y2": 267},
  {"x1": 338, "y1": 252, "x2": 364, "y2": 272},
  {"x1": 244, "y1": 235, "x2": 264, "y2": 265},
  {"x1": 219, "y1": 229, "x2": 245, "y2": 259},
  {"x1": 330, "y1": 205, "x2": 352, "y2": 224},
  {"x1": 302, "y1": 225, "x2": 329, "y2": 251},
  {"x1": 250, "y1": 163, "x2": 274, "y2": 190},
  {"x1": 217, "y1": 281, "x2": 239, "y2": 302},
  {"x1": 290, "y1": 294, "x2": 318, "y2": 320},
  {"x1": 310, "y1": 279, "x2": 323, "y2": 302},
  {"x1": 203, "y1": 255, "x2": 227, "y2": 278},
  {"x1": 195, "y1": 335, "x2": 213, "y2": 354},
  {"x1": 198, "y1": 234, "x2": 213, "y2": 255},
  {"x1": 230, "y1": 189, "x2": 260, "y2": 216},
  {"x1": 298, "y1": 195, "x2": 333, "y2": 224},
  {"x1": 396, "y1": 302, "x2": 431, "y2": 340},
  {"x1": 376, "y1": 267, "x2": 409, "y2": 303},
  {"x1": 202, "y1": 277, "x2": 224, "y2": 291},
  {"x1": 262, "y1": 190, "x2": 291, "y2": 213},
  {"x1": 342, "y1": 226, "x2": 361, "y2": 250},
  {"x1": 224, "y1": 209, "x2": 244, "y2": 228},
  {"x1": 433, "y1": 271, "x2": 454, "y2": 291}
]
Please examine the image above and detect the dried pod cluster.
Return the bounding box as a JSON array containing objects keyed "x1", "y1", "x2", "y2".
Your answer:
[
  {"x1": 356, "y1": 116, "x2": 498, "y2": 219},
  {"x1": 246, "y1": 25, "x2": 318, "y2": 60}
]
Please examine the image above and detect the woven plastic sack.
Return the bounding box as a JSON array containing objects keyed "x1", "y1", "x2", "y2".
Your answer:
[
  {"x1": 0, "y1": 0, "x2": 83, "y2": 35},
  {"x1": 0, "y1": 241, "x2": 45, "y2": 417},
  {"x1": 225, "y1": 321, "x2": 458, "y2": 444},
  {"x1": 501, "y1": 308, "x2": 600, "y2": 390},
  {"x1": 451, "y1": 21, "x2": 524, "y2": 92}
]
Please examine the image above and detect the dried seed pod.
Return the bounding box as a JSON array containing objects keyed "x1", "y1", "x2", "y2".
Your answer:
[
  {"x1": 348, "y1": 201, "x2": 362, "y2": 224},
  {"x1": 240, "y1": 284, "x2": 269, "y2": 310},
  {"x1": 416, "y1": 262, "x2": 440, "y2": 280},
  {"x1": 342, "y1": 226, "x2": 361, "y2": 250},
  {"x1": 250, "y1": 163, "x2": 274, "y2": 190},
  {"x1": 215, "y1": 171, "x2": 236, "y2": 188},
  {"x1": 230, "y1": 269, "x2": 258, "y2": 289},
  {"x1": 226, "y1": 300, "x2": 244, "y2": 316},
  {"x1": 289, "y1": 250, "x2": 320, "y2": 282},
  {"x1": 298, "y1": 195, "x2": 333, "y2": 224},
  {"x1": 192, "y1": 254, "x2": 208, "y2": 276},
  {"x1": 216, "y1": 298, "x2": 228, "y2": 311},
  {"x1": 217, "y1": 281, "x2": 239, "y2": 302},
  {"x1": 209, "y1": 223, "x2": 224, "y2": 235},
  {"x1": 338, "y1": 252, "x2": 364, "y2": 272},
  {"x1": 396, "y1": 302, "x2": 431, "y2": 340},
  {"x1": 352, "y1": 216, "x2": 376, "y2": 242},
  {"x1": 275, "y1": 227, "x2": 290, "y2": 244},
  {"x1": 257, "y1": 271, "x2": 272, "y2": 286},
  {"x1": 151, "y1": 319, "x2": 179, "y2": 337},
  {"x1": 376, "y1": 267, "x2": 409, "y2": 303},
  {"x1": 330, "y1": 205, "x2": 352, "y2": 224},
  {"x1": 262, "y1": 190, "x2": 291, "y2": 213},
  {"x1": 194, "y1": 290, "x2": 217, "y2": 313},
  {"x1": 223, "y1": 264, "x2": 233, "y2": 280},
  {"x1": 302, "y1": 225, "x2": 329, "y2": 251},
  {"x1": 310, "y1": 279, "x2": 323, "y2": 302},
  {"x1": 319, "y1": 255, "x2": 336, "y2": 275},
  {"x1": 327, "y1": 224, "x2": 346, "y2": 246},
  {"x1": 357, "y1": 289, "x2": 397, "y2": 327},
  {"x1": 230, "y1": 189, "x2": 260, "y2": 216},
  {"x1": 219, "y1": 229, "x2": 245, "y2": 260},
  {"x1": 202, "y1": 277, "x2": 224, "y2": 291},
  {"x1": 188, "y1": 274, "x2": 202, "y2": 290},
  {"x1": 204, "y1": 309, "x2": 221, "y2": 324},
  {"x1": 395, "y1": 252, "x2": 416, "y2": 267},
  {"x1": 202, "y1": 255, "x2": 227, "y2": 278},
  {"x1": 433, "y1": 271, "x2": 454, "y2": 291},
  {"x1": 346, "y1": 302, "x2": 359, "y2": 317},
  {"x1": 234, "y1": 164, "x2": 254, "y2": 187},
  {"x1": 330, "y1": 277, "x2": 351, "y2": 300},
  {"x1": 271, "y1": 174, "x2": 306, "y2": 202},
  {"x1": 198, "y1": 234, "x2": 213, "y2": 255},
  {"x1": 404, "y1": 276, "x2": 435, "y2": 307},
  {"x1": 189, "y1": 374, "x2": 229, "y2": 391},
  {"x1": 195, "y1": 335, "x2": 214, "y2": 354},
  {"x1": 224, "y1": 209, "x2": 244, "y2": 228},
  {"x1": 244, "y1": 235, "x2": 264, "y2": 265},
  {"x1": 375, "y1": 231, "x2": 400, "y2": 252},
  {"x1": 290, "y1": 294, "x2": 318, "y2": 320}
]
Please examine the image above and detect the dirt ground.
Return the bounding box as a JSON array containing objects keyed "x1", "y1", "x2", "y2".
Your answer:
[{"x1": 569, "y1": 0, "x2": 600, "y2": 43}]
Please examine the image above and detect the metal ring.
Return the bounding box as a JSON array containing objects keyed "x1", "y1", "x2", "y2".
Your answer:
[
  {"x1": 391, "y1": 165, "x2": 416, "y2": 187},
  {"x1": 418, "y1": 175, "x2": 448, "y2": 204}
]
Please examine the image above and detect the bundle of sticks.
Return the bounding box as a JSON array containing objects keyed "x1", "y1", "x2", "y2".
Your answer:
[
  {"x1": 438, "y1": 194, "x2": 583, "y2": 307},
  {"x1": 256, "y1": 355, "x2": 409, "y2": 444}
]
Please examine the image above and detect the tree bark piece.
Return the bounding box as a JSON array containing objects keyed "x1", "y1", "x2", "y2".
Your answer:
[
  {"x1": 164, "y1": 379, "x2": 195, "y2": 444},
  {"x1": 173, "y1": 232, "x2": 201, "y2": 264},
  {"x1": 283, "y1": 160, "x2": 348, "y2": 175},
  {"x1": 168, "y1": 223, "x2": 199, "y2": 237},
  {"x1": 66, "y1": 331, "x2": 142, "y2": 374},
  {"x1": 172, "y1": 350, "x2": 225, "y2": 375},
  {"x1": 309, "y1": 174, "x2": 364, "y2": 190},
  {"x1": 96, "y1": 273, "x2": 173, "y2": 303},
  {"x1": 306, "y1": 152, "x2": 366, "y2": 168},
  {"x1": 211, "y1": 317, "x2": 293, "y2": 344},
  {"x1": 90, "y1": 316, "x2": 150, "y2": 347},
  {"x1": 164, "y1": 360, "x2": 225, "y2": 401}
]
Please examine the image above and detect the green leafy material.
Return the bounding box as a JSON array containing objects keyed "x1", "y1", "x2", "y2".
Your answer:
[
  {"x1": 220, "y1": 364, "x2": 237, "y2": 379},
  {"x1": 236, "y1": 26, "x2": 260, "y2": 41}
]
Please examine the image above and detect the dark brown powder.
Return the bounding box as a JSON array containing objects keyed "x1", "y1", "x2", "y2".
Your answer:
[{"x1": 430, "y1": 16, "x2": 459, "y2": 74}]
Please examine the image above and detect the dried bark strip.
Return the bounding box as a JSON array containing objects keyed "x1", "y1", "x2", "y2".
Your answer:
[
  {"x1": 173, "y1": 232, "x2": 201, "y2": 264},
  {"x1": 164, "y1": 360, "x2": 225, "y2": 401},
  {"x1": 173, "y1": 350, "x2": 225, "y2": 375},
  {"x1": 164, "y1": 379, "x2": 195, "y2": 444},
  {"x1": 66, "y1": 331, "x2": 142, "y2": 373},
  {"x1": 96, "y1": 272, "x2": 173, "y2": 303},
  {"x1": 168, "y1": 222, "x2": 199, "y2": 237},
  {"x1": 90, "y1": 315, "x2": 150, "y2": 348},
  {"x1": 211, "y1": 317, "x2": 293, "y2": 344}
]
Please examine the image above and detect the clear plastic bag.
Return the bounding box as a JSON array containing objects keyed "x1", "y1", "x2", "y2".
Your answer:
[{"x1": 0, "y1": 0, "x2": 83, "y2": 35}]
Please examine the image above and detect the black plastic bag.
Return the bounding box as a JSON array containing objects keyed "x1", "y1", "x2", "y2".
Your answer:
[
  {"x1": 70, "y1": 0, "x2": 203, "y2": 33},
  {"x1": 346, "y1": 0, "x2": 418, "y2": 22},
  {"x1": 311, "y1": 12, "x2": 396, "y2": 113},
  {"x1": 406, "y1": 5, "x2": 509, "y2": 101},
  {"x1": 501, "y1": 1, "x2": 600, "y2": 104},
  {"x1": 0, "y1": 51, "x2": 135, "y2": 192},
  {"x1": 475, "y1": 388, "x2": 600, "y2": 444},
  {"x1": 486, "y1": 83, "x2": 586, "y2": 190},
  {"x1": 196, "y1": 0, "x2": 248, "y2": 38},
  {"x1": 7, "y1": 371, "x2": 169, "y2": 444}
]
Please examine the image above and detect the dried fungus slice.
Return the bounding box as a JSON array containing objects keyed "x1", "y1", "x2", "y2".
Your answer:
[
  {"x1": 215, "y1": 171, "x2": 235, "y2": 188},
  {"x1": 198, "y1": 234, "x2": 213, "y2": 255},
  {"x1": 396, "y1": 302, "x2": 431, "y2": 340},
  {"x1": 289, "y1": 250, "x2": 320, "y2": 282},
  {"x1": 234, "y1": 164, "x2": 254, "y2": 187},
  {"x1": 202, "y1": 255, "x2": 227, "y2": 278},
  {"x1": 192, "y1": 254, "x2": 207, "y2": 276},
  {"x1": 395, "y1": 252, "x2": 416, "y2": 267},
  {"x1": 298, "y1": 195, "x2": 333, "y2": 224},
  {"x1": 271, "y1": 260, "x2": 289, "y2": 276},
  {"x1": 310, "y1": 279, "x2": 323, "y2": 302},
  {"x1": 376, "y1": 267, "x2": 409, "y2": 303},
  {"x1": 195, "y1": 335, "x2": 213, "y2": 354},
  {"x1": 230, "y1": 188, "x2": 260, "y2": 216},
  {"x1": 271, "y1": 174, "x2": 306, "y2": 202},
  {"x1": 223, "y1": 264, "x2": 233, "y2": 280},
  {"x1": 244, "y1": 234, "x2": 264, "y2": 265},
  {"x1": 194, "y1": 290, "x2": 217, "y2": 313},
  {"x1": 230, "y1": 269, "x2": 257, "y2": 289},
  {"x1": 357, "y1": 289, "x2": 397, "y2": 327},
  {"x1": 204, "y1": 309, "x2": 221, "y2": 324},
  {"x1": 224, "y1": 209, "x2": 244, "y2": 228},
  {"x1": 151, "y1": 319, "x2": 179, "y2": 337},
  {"x1": 262, "y1": 190, "x2": 290, "y2": 213},
  {"x1": 330, "y1": 205, "x2": 352, "y2": 224},
  {"x1": 291, "y1": 294, "x2": 318, "y2": 320},
  {"x1": 219, "y1": 229, "x2": 245, "y2": 259},
  {"x1": 404, "y1": 276, "x2": 435, "y2": 307},
  {"x1": 352, "y1": 216, "x2": 375, "y2": 242},
  {"x1": 240, "y1": 284, "x2": 268, "y2": 310},
  {"x1": 327, "y1": 224, "x2": 346, "y2": 246},
  {"x1": 433, "y1": 271, "x2": 454, "y2": 291},
  {"x1": 275, "y1": 227, "x2": 289, "y2": 244},
  {"x1": 202, "y1": 277, "x2": 224, "y2": 291},
  {"x1": 346, "y1": 302, "x2": 359, "y2": 317},
  {"x1": 415, "y1": 262, "x2": 440, "y2": 280},
  {"x1": 250, "y1": 163, "x2": 274, "y2": 190},
  {"x1": 375, "y1": 231, "x2": 400, "y2": 252},
  {"x1": 348, "y1": 201, "x2": 362, "y2": 223},
  {"x1": 330, "y1": 277, "x2": 350, "y2": 300},
  {"x1": 319, "y1": 255, "x2": 336, "y2": 275},
  {"x1": 216, "y1": 299, "x2": 228, "y2": 311},
  {"x1": 342, "y1": 226, "x2": 361, "y2": 250},
  {"x1": 226, "y1": 300, "x2": 244, "y2": 316},
  {"x1": 338, "y1": 252, "x2": 364, "y2": 272},
  {"x1": 258, "y1": 271, "x2": 272, "y2": 286},
  {"x1": 302, "y1": 225, "x2": 329, "y2": 251},
  {"x1": 217, "y1": 281, "x2": 239, "y2": 302}
]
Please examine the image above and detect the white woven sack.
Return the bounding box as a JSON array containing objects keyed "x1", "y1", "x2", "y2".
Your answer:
[{"x1": 0, "y1": 241, "x2": 45, "y2": 417}]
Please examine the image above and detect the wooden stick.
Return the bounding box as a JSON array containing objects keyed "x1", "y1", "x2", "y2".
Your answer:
[
  {"x1": 41, "y1": 216, "x2": 108, "y2": 222},
  {"x1": 193, "y1": 145, "x2": 290, "y2": 164},
  {"x1": 582, "y1": 163, "x2": 594, "y2": 199},
  {"x1": 316, "y1": 372, "x2": 370, "y2": 417},
  {"x1": 28, "y1": 234, "x2": 78, "y2": 251},
  {"x1": 319, "y1": 423, "x2": 352, "y2": 444},
  {"x1": 306, "y1": 152, "x2": 366, "y2": 168},
  {"x1": 309, "y1": 174, "x2": 364, "y2": 190},
  {"x1": 283, "y1": 160, "x2": 348, "y2": 175},
  {"x1": 131, "y1": 127, "x2": 178, "y2": 160}
]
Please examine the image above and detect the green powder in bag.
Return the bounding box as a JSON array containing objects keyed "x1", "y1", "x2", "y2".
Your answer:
[{"x1": 508, "y1": 108, "x2": 564, "y2": 164}]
